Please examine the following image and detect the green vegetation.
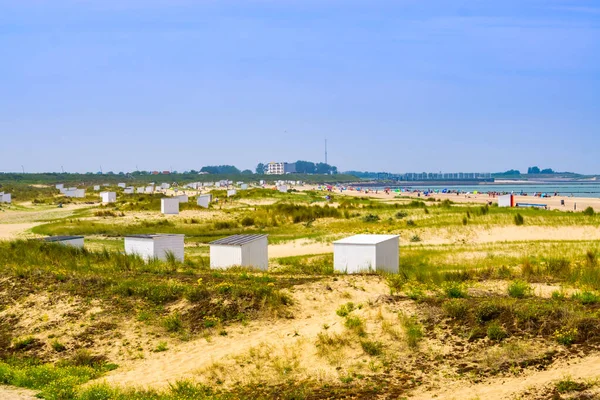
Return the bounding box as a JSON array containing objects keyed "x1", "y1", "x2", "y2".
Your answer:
[
  {"x1": 4, "y1": 181, "x2": 600, "y2": 398},
  {"x1": 507, "y1": 280, "x2": 532, "y2": 298}
]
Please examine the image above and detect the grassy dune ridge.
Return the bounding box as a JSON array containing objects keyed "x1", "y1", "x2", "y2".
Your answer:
[{"x1": 3, "y1": 186, "x2": 600, "y2": 398}]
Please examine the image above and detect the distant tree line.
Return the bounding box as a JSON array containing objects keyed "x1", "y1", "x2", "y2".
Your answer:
[
  {"x1": 527, "y1": 166, "x2": 555, "y2": 174},
  {"x1": 255, "y1": 161, "x2": 337, "y2": 175}
]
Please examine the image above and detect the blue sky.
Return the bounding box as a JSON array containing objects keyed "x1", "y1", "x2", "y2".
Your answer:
[{"x1": 0, "y1": 0, "x2": 599, "y2": 174}]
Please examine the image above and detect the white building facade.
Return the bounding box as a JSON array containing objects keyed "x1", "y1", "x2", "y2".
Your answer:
[
  {"x1": 161, "y1": 198, "x2": 179, "y2": 215},
  {"x1": 210, "y1": 234, "x2": 268, "y2": 270},
  {"x1": 124, "y1": 234, "x2": 184, "y2": 261},
  {"x1": 100, "y1": 191, "x2": 116, "y2": 203},
  {"x1": 333, "y1": 234, "x2": 399, "y2": 274}
]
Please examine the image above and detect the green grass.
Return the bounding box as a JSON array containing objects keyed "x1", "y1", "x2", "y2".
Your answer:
[
  {"x1": 0, "y1": 355, "x2": 117, "y2": 400},
  {"x1": 507, "y1": 280, "x2": 532, "y2": 298},
  {"x1": 336, "y1": 302, "x2": 356, "y2": 317},
  {"x1": 401, "y1": 315, "x2": 423, "y2": 349},
  {"x1": 360, "y1": 340, "x2": 384, "y2": 356},
  {"x1": 0, "y1": 241, "x2": 302, "y2": 334}
]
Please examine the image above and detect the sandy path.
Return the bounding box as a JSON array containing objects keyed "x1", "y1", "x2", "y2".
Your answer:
[
  {"x1": 410, "y1": 353, "x2": 600, "y2": 400},
  {"x1": 99, "y1": 277, "x2": 389, "y2": 389},
  {"x1": 0, "y1": 204, "x2": 90, "y2": 240},
  {"x1": 0, "y1": 223, "x2": 40, "y2": 240},
  {"x1": 0, "y1": 386, "x2": 37, "y2": 400}
]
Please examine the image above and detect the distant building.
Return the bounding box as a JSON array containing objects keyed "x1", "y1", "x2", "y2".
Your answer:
[{"x1": 266, "y1": 162, "x2": 296, "y2": 175}]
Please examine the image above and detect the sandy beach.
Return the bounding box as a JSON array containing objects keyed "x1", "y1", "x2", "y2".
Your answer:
[{"x1": 296, "y1": 184, "x2": 600, "y2": 212}]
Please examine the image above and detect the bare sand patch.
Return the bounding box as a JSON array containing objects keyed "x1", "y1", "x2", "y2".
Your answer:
[
  {"x1": 0, "y1": 223, "x2": 40, "y2": 240},
  {"x1": 98, "y1": 276, "x2": 390, "y2": 389},
  {"x1": 268, "y1": 239, "x2": 332, "y2": 258},
  {"x1": 0, "y1": 386, "x2": 37, "y2": 400},
  {"x1": 410, "y1": 353, "x2": 600, "y2": 400},
  {"x1": 417, "y1": 225, "x2": 600, "y2": 246}
]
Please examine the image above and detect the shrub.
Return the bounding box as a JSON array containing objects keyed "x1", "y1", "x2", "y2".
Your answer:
[
  {"x1": 360, "y1": 340, "x2": 383, "y2": 356},
  {"x1": 362, "y1": 214, "x2": 380, "y2": 223},
  {"x1": 214, "y1": 221, "x2": 235, "y2": 230},
  {"x1": 571, "y1": 291, "x2": 600, "y2": 305},
  {"x1": 336, "y1": 302, "x2": 355, "y2": 317},
  {"x1": 546, "y1": 258, "x2": 571, "y2": 277},
  {"x1": 94, "y1": 210, "x2": 117, "y2": 217},
  {"x1": 486, "y1": 322, "x2": 507, "y2": 341},
  {"x1": 12, "y1": 336, "x2": 36, "y2": 350},
  {"x1": 410, "y1": 235, "x2": 421, "y2": 243},
  {"x1": 554, "y1": 327, "x2": 578, "y2": 345},
  {"x1": 475, "y1": 302, "x2": 504, "y2": 323},
  {"x1": 395, "y1": 211, "x2": 408, "y2": 219},
  {"x1": 556, "y1": 376, "x2": 587, "y2": 393},
  {"x1": 386, "y1": 274, "x2": 407, "y2": 294},
  {"x1": 402, "y1": 316, "x2": 423, "y2": 349},
  {"x1": 583, "y1": 207, "x2": 595, "y2": 216},
  {"x1": 508, "y1": 280, "x2": 531, "y2": 298},
  {"x1": 344, "y1": 316, "x2": 366, "y2": 337},
  {"x1": 154, "y1": 342, "x2": 168, "y2": 352},
  {"x1": 514, "y1": 213, "x2": 524, "y2": 226},
  {"x1": 240, "y1": 216, "x2": 255, "y2": 227},
  {"x1": 443, "y1": 299, "x2": 468, "y2": 319},
  {"x1": 440, "y1": 199, "x2": 453, "y2": 208},
  {"x1": 51, "y1": 340, "x2": 66, "y2": 353},
  {"x1": 163, "y1": 313, "x2": 184, "y2": 333},
  {"x1": 69, "y1": 349, "x2": 107, "y2": 367},
  {"x1": 462, "y1": 216, "x2": 468, "y2": 226},
  {"x1": 443, "y1": 282, "x2": 467, "y2": 298},
  {"x1": 406, "y1": 219, "x2": 416, "y2": 227}
]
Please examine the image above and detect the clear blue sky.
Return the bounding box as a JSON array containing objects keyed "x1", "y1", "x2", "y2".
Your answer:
[{"x1": 1, "y1": 0, "x2": 599, "y2": 174}]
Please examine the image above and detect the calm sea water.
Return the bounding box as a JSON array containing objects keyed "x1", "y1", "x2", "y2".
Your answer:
[{"x1": 369, "y1": 183, "x2": 600, "y2": 198}]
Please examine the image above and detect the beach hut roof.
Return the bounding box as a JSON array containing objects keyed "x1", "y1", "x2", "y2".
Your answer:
[{"x1": 210, "y1": 234, "x2": 268, "y2": 246}]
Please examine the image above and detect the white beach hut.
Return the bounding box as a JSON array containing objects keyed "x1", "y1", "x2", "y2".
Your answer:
[
  {"x1": 240, "y1": 184, "x2": 248, "y2": 190},
  {"x1": 118, "y1": 183, "x2": 126, "y2": 188},
  {"x1": 0, "y1": 193, "x2": 11, "y2": 203},
  {"x1": 209, "y1": 234, "x2": 268, "y2": 270},
  {"x1": 124, "y1": 234, "x2": 184, "y2": 262},
  {"x1": 498, "y1": 194, "x2": 514, "y2": 208},
  {"x1": 277, "y1": 185, "x2": 288, "y2": 193},
  {"x1": 227, "y1": 189, "x2": 237, "y2": 197},
  {"x1": 145, "y1": 186, "x2": 154, "y2": 194},
  {"x1": 197, "y1": 194, "x2": 211, "y2": 208},
  {"x1": 161, "y1": 198, "x2": 179, "y2": 215},
  {"x1": 100, "y1": 191, "x2": 116, "y2": 203},
  {"x1": 161, "y1": 183, "x2": 170, "y2": 190},
  {"x1": 176, "y1": 194, "x2": 189, "y2": 203},
  {"x1": 56, "y1": 184, "x2": 64, "y2": 190},
  {"x1": 333, "y1": 234, "x2": 399, "y2": 274},
  {"x1": 124, "y1": 187, "x2": 134, "y2": 194},
  {"x1": 43, "y1": 235, "x2": 84, "y2": 248},
  {"x1": 137, "y1": 187, "x2": 145, "y2": 194},
  {"x1": 93, "y1": 185, "x2": 101, "y2": 191}
]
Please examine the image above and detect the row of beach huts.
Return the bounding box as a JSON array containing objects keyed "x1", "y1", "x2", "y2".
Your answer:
[{"x1": 42, "y1": 233, "x2": 399, "y2": 274}]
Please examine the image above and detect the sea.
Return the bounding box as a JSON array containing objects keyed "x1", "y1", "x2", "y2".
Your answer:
[{"x1": 368, "y1": 183, "x2": 600, "y2": 198}]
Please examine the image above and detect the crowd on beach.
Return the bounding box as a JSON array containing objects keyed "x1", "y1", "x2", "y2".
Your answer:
[{"x1": 317, "y1": 184, "x2": 572, "y2": 199}]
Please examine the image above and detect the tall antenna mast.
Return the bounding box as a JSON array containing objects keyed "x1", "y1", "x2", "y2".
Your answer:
[{"x1": 325, "y1": 139, "x2": 328, "y2": 165}]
